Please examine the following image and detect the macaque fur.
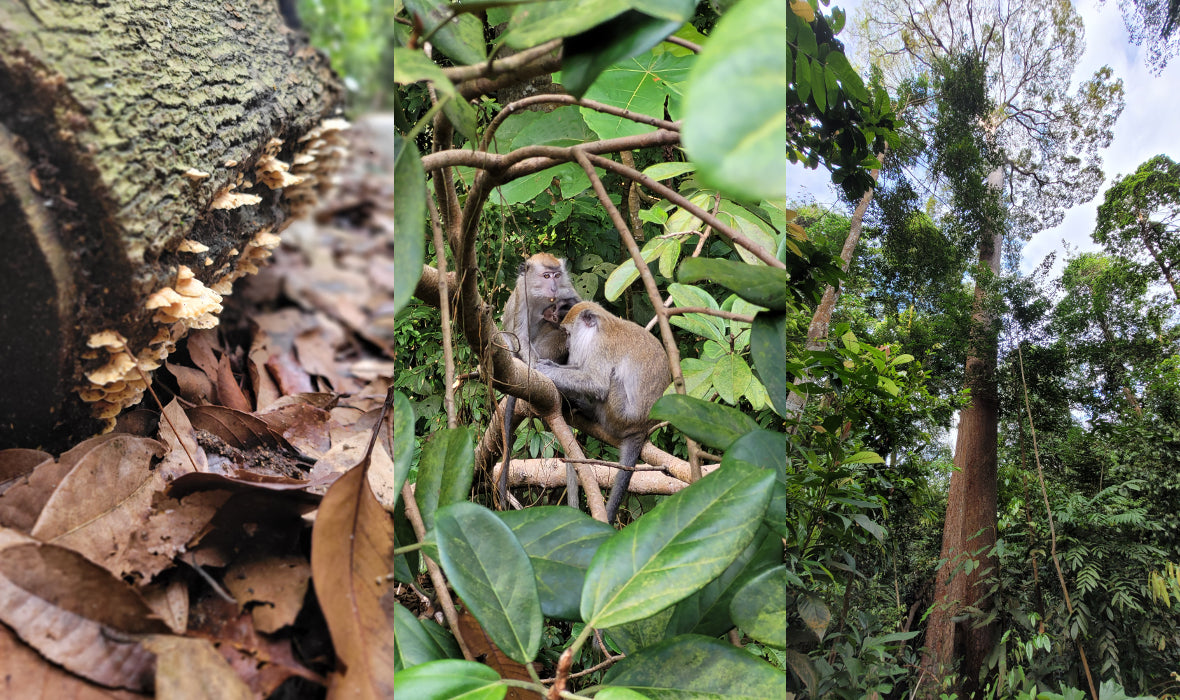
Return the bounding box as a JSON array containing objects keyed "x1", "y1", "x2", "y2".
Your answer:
[
  {"x1": 499, "y1": 253, "x2": 581, "y2": 506},
  {"x1": 538, "y1": 301, "x2": 671, "y2": 523}
]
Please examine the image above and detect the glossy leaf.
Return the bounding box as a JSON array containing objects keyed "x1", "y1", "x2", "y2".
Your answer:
[
  {"x1": 649, "y1": 394, "x2": 762, "y2": 451},
  {"x1": 393, "y1": 132, "x2": 426, "y2": 317},
  {"x1": 751, "y1": 311, "x2": 787, "y2": 416},
  {"x1": 392, "y1": 48, "x2": 477, "y2": 140},
  {"x1": 582, "y1": 461, "x2": 775, "y2": 629},
  {"x1": 504, "y1": 0, "x2": 628, "y2": 49},
  {"x1": 393, "y1": 603, "x2": 452, "y2": 670},
  {"x1": 393, "y1": 659, "x2": 505, "y2": 700},
  {"x1": 499, "y1": 506, "x2": 614, "y2": 620},
  {"x1": 603, "y1": 634, "x2": 784, "y2": 697},
  {"x1": 722, "y1": 430, "x2": 787, "y2": 537},
  {"x1": 679, "y1": 257, "x2": 787, "y2": 311},
  {"x1": 729, "y1": 566, "x2": 787, "y2": 649},
  {"x1": 683, "y1": 0, "x2": 787, "y2": 201},
  {"x1": 710, "y1": 353, "x2": 753, "y2": 405},
  {"x1": 391, "y1": 391, "x2": 414, "y2": 509},
  {"x1": 402, "y1": 0, "x2": 487, "y2": 65},
  {"x1": 578, "y1": 50, "x2": 694, "y2": 140},
  {"x1": 414, "y1": 427, "x2": 474, "y2": 530},
  {"x1": 435, "y1": 502, "x2": 542, "y2": 663},
  {"x1": 562, "y1": 13, "x2": 683, "y2": 98},
  {"x1": 669, "y1": 526, "x2": 781, "y2": 637}
]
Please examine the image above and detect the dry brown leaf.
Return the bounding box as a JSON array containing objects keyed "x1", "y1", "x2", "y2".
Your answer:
[
  {"x1": 310, "y1": 408, "x2": 395, "y2": 507},
  {"x1": 456, "y1": 609, "x2": 541, "y2": 700},
  {"x1": 30, "y1": 436, "x2": 169, "y2": 577},
  {"x1": 215, "y1": 354, "x2": 254, "y2": 413},
  {"x1": 187, "y1": 596, "x2": 325, "y2": 696},
  {"x1": 257, "y1": 401, "x2": 332, "y2": 459},
  {"x1": 141, "y1": 576, "x2": 190, "y2": 634},
  {"x1": 311, "y1": 464, "x2": 395, "y2": 699},
  {"x1": 187, "y1": 405, "x2": 293, "y2": 452},
  {"x1": 293, "y1": 322, "x2": 357, "y2": 392},
  {"x1": 166, "y1": 362, "x2": 215, "y2": 405},
  {"x1": 141, "y1": 635, "x2": 252, "y2": 700},
  {"x1": 246, "y1": 333, "x2": 283, "y2": 411},
  {"x1": 157, "y1": 399, "x2": 208, "y2": 477},
  {"x1": 0, "y1": 448, "x2": 52, "y2": 494},
  {"x1": 0, "y1": 533, "x2": 169, "y2": 691},
  {"x1": 116, "y1": 490, "x2": 232, "y2": 582},
  {"x1": 185, "y1": 329, "x2": 222, "y2": 384},
  {"x1": 224, "y1": 554, "x2": 310, "y2": 633},
  {"x1": 0, "y1": 434, "x2": 123, "y2": 532},
  {"x1": 0, "y1": 623, "x2": 145, "y2": 699},
  {"x1": 265, "y1": 347, "x2": 315, "y2": 395}
]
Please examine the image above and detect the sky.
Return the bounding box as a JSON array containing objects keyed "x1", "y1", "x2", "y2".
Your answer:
[{"x1": 786, "y1": 0, "x2": 1180, "y2": 275}]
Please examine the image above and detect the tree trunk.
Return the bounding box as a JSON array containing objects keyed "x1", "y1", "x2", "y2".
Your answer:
[
  {"x1": 785, "y1": 160, "x2": 882, "y2": 416},
  {"x1": 0, "y1": 1, "x2": 345, "y2": 449},
  {"x1": 921, "y1": 167, "x2": 1003, "y2": 695}
]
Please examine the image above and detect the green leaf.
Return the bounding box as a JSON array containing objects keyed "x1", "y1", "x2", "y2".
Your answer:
[
  {"x1": 604, "y1": 238, "x2": 666, "y2": 300},
  {"x1": 722, "y1": 429, "x2": 787, "y2": 537},
  {"x1": 414, "y1": 428, "x2": 475, "y2": 530},
  {"x1": 891, "y1": 353, "x2": 915, "y2": 365},
  {"x1": 710, "y1": 353, "x2": 754, "y2": 405},
  {"x1": 810, "y1": 57, "x2": 826, "y2": 112},
  {"x1": 594, "y1": 688, "x2": 654, "y2": 700},
  {"x1": 394, "y1": 603, "x2": 453, "y2": 670},
  {"x1": 562, "y1": 13, "x2": 684, "y2": 98},
  {"x1": 678, "y1": 258, "x2": 787, "y2": 311},
  {"x1": 785, "y1": 649, "x2": 818, "y2": 697},
  {"x1": 796, "y1": 592, "x2": 830, "y2": 641},
  {"x1": 392, "y1": 392, "x2": 414, "y2": 510},
  {"x1": 642, "y1": 162, "x2": 696, "y2": 180},
  {"x1": 824, "y1": 50, "x2": 870, "y2": 103},
  {"x1": 852, "y1": 513, "x2": 886, "y2": 542},
  {"x1": 730, "y1": 566, "x2": 787, "y2": 649},
  {"x1": 843, "y1": 450, "x2": 885, "y2": 465},
  {"x1": 683, "y1": 0, "x2": 787, "y2": 202},
  {"x1": 751, "y1": 312, "x2": 787, "y2": 417},
  {"x1": 393, "y1": 659, "x2": 505, "y2": 700},
  {"x1": 499, "y1": 507, "x2": 615, "y2": 620},
  {"x1": 670, "y1": 526, "x2": 781, "y2": 637},
  {"x1": 392, "y1": 133, "x2": 426, "y2": 317},
  {"x1": 603, "y1": 635, "x2": 785, "y2": 697},
  {"x1": 649, "y1": 394, "x2": 763, "y2": 450},
  {"x1": 667, "y1": 283, "x2": 726, "y2": 345},
  {"x1": 435, "y1": 503, "x2": 543, "y2": 664},
  {"x1": 392, "y1": 48, "x2": 478, "y2": 141},
  {"x1": 582, "y1": 461, "x2": 775, "y2": 629},
  {"x1": 577, "y1": 50, "x2": 695, "y2": 140},
  {"x1": 402, "y1": 0, "x2": 487, "y2": 65},
  {"x1": 503, "y1": 0, "x2": 629, "y2": 48},
  {"x1": 795, "y1": 52, "x2": 811, "y2": 104}
]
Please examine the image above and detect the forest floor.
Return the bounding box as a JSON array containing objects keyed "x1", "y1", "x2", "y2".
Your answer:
[{"x1": 0, "y1": 114, "x2": 397, "y2": 698}]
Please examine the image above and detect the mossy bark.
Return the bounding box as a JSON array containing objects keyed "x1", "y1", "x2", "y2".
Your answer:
[{"x1": 0, "y1": 0, "x2": 345, "y2": 449}]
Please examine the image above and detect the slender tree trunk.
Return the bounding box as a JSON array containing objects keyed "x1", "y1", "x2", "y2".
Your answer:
[
  {"x1": 785, "y1": 158, "x2": 882, "y2": 416},
  {"x1": 921, "y1": 167, "x2": 1003, "y2": 696}
]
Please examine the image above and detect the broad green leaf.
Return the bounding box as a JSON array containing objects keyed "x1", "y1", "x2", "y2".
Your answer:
[
  {"x1": 795, "y1": 51, "x2": 811, "y2": 104},
  {"x1": 825, "y1": 50, "x2": 870, "y2": 103},
  {"x1": 810, "y1": 57, "x2": 826, "y2": 112},
  {"x1": 751, "y1": 312, "x2": 786, "y2": 417},
  {"x1": 649, "y1": 394, "x2": 762, "y2": 450},
  {"x1": 392, "y1": 48, "x2": 478, "y2": 140},
  {"x1": 785, "y1": 649, "x2": 818, "y2": 697},
  {"x1": 642, "y1": 162, "x2": 696, "y2": 180},
  {"x1": 605, "y1": 607, "x2": 676, "y2": 656},
  {"x1": 603, "y1": 635, "x2": 785, "y2": 698},
  {"x1": 435, "y1": 503, "x2": 542, "y2": 663},
  {"x1": 491, "y1": 161, "x2": 589, "y2": 206},
  {"x1": 715, "y1": 203, "x2": 781, "y2": 266},
  {"x1": 683, "y1": 0, "x2": 786, "y2": 202},
  {"x1": 710, "y1": 353, "x2": 753, "y2": 405},
  {"x1": 578, "y1": 50, "x2": 695, "y2": 140},
  {"x1": 853, "y1": 513, "x2": 886, "y2": 542},
  {"x1": 722, "y1": 429, "x2": 787, "y2": 537},
  {"x1": 843, "y1": 450, "x2": 885, "y2": 465},
  {"x1": 657, "y1": 235, "x2": 682, "y2": 278},
  {"x1": 878, "y1": 376, "x2": 900, "y2": 396},
  {"x1": 730, "y1": 566, "x2": 787, "y2": 649},
  {"x1": 669, "y1": 526, "x2": 781, "y2": 637},
  {"x1": 392, "y1": 133, "x2": 425, "y2": 317},
  {"x1": 595, "y1": 688, "x2": 653, "y2": 700},
  {"x1": 891, "y1": 353, "x2": 915, "y2": 365},
  {"x1": 667, "y1": 283, "x2": 726, "y2": 345},
  {"x1": 679, "y1": 358, "x2": 714, "y2": 398},
  {"x1": 402, "y1": 0, "x2": 487, "y2": 65},
  {"x1": 562, "y1": 13, "x2": 684, "y2": 98},
  {"x1": 393, "y1": 659, "x2": 505, "y2": 700},
  {"x1": 796, "y1": 592, "x2": 830, "y2": 642},
  {"x1": 604, "y1": 238, "x2": 667, "y2": 300},
  {"x1": 394, "y1": 603, "x2": 451, "y2": 670},
  {"x1": 392, "y1": 391, "x2": 414, "y2": 509},
  {"x1": 499, "y1": 507, "x2": 614, "y2": 620},
  {"x1": 414, "y1": 428, "x2": 475, "y2": 530},
  {"x1": 678, "y1": 258, "x2": 787, "y2": 311},
  {"x1": 582, "y1": 461, "x2": 775, "y2": 628},
  {"x1": 664, "y1": 191, "x2": 713, "y2": 235},
  {"x1": 503, "y1": 0, "x2": 629, "y2": 48}
]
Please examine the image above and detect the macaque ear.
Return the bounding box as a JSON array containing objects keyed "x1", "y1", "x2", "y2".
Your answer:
[{"x1": 581, "y1": 309, "x2": 599, "y2": 329}]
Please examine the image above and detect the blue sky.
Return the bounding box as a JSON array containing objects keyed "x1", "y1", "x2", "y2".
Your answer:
[{"x1": 786, "y1": 0, "x2": 1180, "y2": 275}]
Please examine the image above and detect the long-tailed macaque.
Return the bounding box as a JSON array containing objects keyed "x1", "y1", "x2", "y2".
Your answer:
[
  {"x1": 498, "y1": 253, "x2": 581, "y2": 506},
  {"x1": 537, "y1": 301, "x2": 671, "y2": 523}
]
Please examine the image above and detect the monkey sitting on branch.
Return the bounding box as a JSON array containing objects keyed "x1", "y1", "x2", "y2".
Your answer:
[
  {"x1": 537, "y1": 301, "x2": 672, "y2": 524},
  {"x1": 498, "y1": 253, "x2": 582, "y2": 508}
]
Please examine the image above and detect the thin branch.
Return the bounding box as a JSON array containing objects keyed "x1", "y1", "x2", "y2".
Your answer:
[
  {"x1": 664, "y1": 306, "x2": 756, "y2": 324},
  {"x1": 442, "y1": 39, "x2": 562, "y2": 82},
  {"x1": 428, "y1": 195, "x2": 457, "y2": 428},
  {"x1": 479, "y1": 95, "x2": 678, "y2": 153},
  {"x1": 663, "y1": 35, "x2": 701, "y2": 53}
]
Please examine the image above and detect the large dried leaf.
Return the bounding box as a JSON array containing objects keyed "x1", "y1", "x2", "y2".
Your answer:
[
  {"x1": 30, "y1": 436, "x2": 168, "y2": 576},
  {"x1": 214, "y1": 353, "x2": 254, "y2": 413},
  {"x1": 311, "y1": 464, "x2": 396, "y2": 698},
  {"x1": 186, "y1": 405, "x2": 293, "y2": 453},
  {"x1": 166, "y1": 471, "x2": 325, "y2": 509},
  {"x1": 156, "y1": 399, "x2": 208, "y2": 477},
  {"x1": 0, "y1": 623, "x2": 143, "y2": 700},
  {"x1": 141, "y1": 577, "x2": 189, "y2": 634},
  {"x1": 0, "y1": 434, "x2": 123, "y2": 532},
  {"x1": 0, "y1": 448, "x2": 52, "y2": 494},
  {"x1": 256, "y1": 401, "x2": 332, "y2": 459},
  {"x1": 0, "y1": 533, "x2": 168, "y2": 691},
  {"x1": 141, "y1": 635, "x2": 252, "y2": 700},
  {"x1": 166, "y1": 362, "x2": 215, "y2": 405},
  {"x1": 116, "y1": 491, "x2": 231, "y2": 582},
  {"x1": 223, "y1": 554, "x2": 310, "y2": 633}
]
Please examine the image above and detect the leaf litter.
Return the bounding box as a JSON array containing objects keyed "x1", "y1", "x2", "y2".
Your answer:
[{"x1": 0, "y1": 115, "x2": 399, "y2": 698}]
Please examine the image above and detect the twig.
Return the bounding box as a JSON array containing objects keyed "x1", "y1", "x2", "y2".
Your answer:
[{"x1": 429, "y1": 196, "x2": 458, "y2": 429}]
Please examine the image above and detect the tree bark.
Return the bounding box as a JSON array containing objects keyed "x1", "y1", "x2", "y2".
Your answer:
[
  {"x1": 921, "y1": 167, "x2": 1003, "y2": 696},
  {"x1": 0, "y1": 1, "x2": 345, "y2": 449}
]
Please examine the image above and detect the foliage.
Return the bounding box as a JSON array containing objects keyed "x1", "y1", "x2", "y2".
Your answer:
[{"x1": 1094, "y1": 154, "x2": 1180, "y2": 301}]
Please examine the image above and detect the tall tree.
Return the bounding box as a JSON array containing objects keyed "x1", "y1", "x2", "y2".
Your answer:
[
  {"x1": 860, "y1": 0, "x2": 1124, "y2": 692},
  {"x1": 1094, "y1": 154, "x2": 1180, "y2": 303}
]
